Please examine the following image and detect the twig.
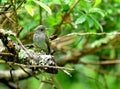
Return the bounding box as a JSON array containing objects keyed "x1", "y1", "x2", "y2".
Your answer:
[
  {"x1": 0, "y1": 52, "x2": 14, "y2": 56},
  {"x1": 0, "y1": 61, "x2": 74, "y2": 71},
  {"x1": 1, "y1": 0, "x2": 25, "y2": 28},
  {"x1": 79, "y1": 60, "x2": 120, "y2": 65},
  {"x1": 0, "y1": 11, "x2": 12, "y2": 14},
  {"x1": 39, "y1": 77, "x2": 46, "y2": 89},
  {"x1": 10, "y1": 0, "x2": 18, "y2": 31},
  {"x1": 16, "y1": 27, "x2": 24, "y2": 37},
  {"x1": 5, "y1": 14, "x2": 16, "y2": 23},
  {"x1": 0, "y1": 5, "x2": 11, "y2": 15},
  {"x1": 19, "y1": 66, "x2": 39, "y2": 80},
  {"x1": 0, "y1": 6, "x2": 8, "y2": 8},
  {"x1": 1, "y1": 80, "x2": 19, "y2": 89},
  {"x1": 15, "y1": 38, "x2": 33, "y2": 59},
  {"x1": 52, "y1": 0, "x2": 81, "y2": 35},
  {"x1": 39, "y1": 0, "x2": 42, "y2": 25},
  {"x1": 0, "y1": 68, "x2": 33, "y2": 80},
  {"x1": 51, "y1": 32, "x2": 120, "y2": 48},
  {"x1": 50, "y1": 74, "x2": 63, "y2": 89},
  {"x1": 55, "y1": 32, "x2": 120, "y2": 37},
  {"x1": 67, "y1": 0, "x2": 81, "y2": 14},
  {"x1": 55, "y1": 31, "x2": 120, "y2": 66}
]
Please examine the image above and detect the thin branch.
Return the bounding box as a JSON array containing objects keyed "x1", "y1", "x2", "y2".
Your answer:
[
  {"x1": 39, "y1": 77, "x2": 46, "y2": 89},
  {"x1": 67, "y1": 0, "x2": 81, "y2": 14},
  {"x1": 79, "y1": 60, "x2": 120, "y2": 65},
  {"x1": 54, "y1": 32, "x2": 120, "y2": 37},
  {"x1": 15, "y1": 38, "x2": 33, "y2": 59},
  {"x1": 0, "y1": 11, "x2": 12, "y2": 14},
  {"x1": 0, "y1": 61, "x2": 74, "y2": 71},
  {"x1": 19, "y1": 66, "x2": 39, "y2": 80},
  {"x1": 0, "y1": 52, "x2": 14, "y2": 56},
  {"x1": 52, "y1": 0, "x2": 81, "y2": 35},
  {"x1": 5, "y1": 14, "x2": 16, "y2": 23},
  {"x1": 1, "y1": 80, "x2": 19, "y2": 89},
  {"x1": 10, "y1": 0, "x2": 18, "y2": 31},
  {"x1": 0, "y1": 68, "x2": 33, "y2": 80},
  {"x1": 1, "y1": 0, "x2": 25, "y2": 28},
  {"x1": 56, "y1": 31, "x2": 120, "y2": 66},
  {"x1": 39, "y1": 0, "x2": 42, "y2": 25},
  {"x1": 0, "y1": 6, "x2": 8, "y2": 8},
  {"x1": 50, "y1": 74, "x2": 63, "y2": 89}
]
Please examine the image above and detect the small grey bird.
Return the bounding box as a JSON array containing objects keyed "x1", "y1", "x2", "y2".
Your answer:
[
  {"x1": 33, "y1": 25, "x2": 58, "y2": 74},
  {"x1": 33, "y1": 25, "x2": 50, "y2": 54}
]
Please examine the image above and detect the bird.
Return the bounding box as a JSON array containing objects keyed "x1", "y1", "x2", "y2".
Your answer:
[
  {"x1": 33, "y1": 25, "x2": 58, "y2": 74},
  {"x1": 33, "y1": 25, "x2": 50, "y2": 54}
]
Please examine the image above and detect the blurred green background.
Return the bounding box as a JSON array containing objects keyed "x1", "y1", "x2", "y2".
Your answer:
[{"x1": 1, "y1": 0, "x2": 120, "y2": 89}]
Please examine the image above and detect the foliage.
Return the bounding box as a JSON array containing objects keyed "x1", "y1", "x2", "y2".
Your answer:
[{"x1": 0, "y1": 0, "x2": 120, "y2": 89}]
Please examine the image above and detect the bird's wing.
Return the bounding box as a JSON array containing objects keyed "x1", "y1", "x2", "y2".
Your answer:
[{"x1": 45, "y1": 35, "x2": 51, "y2": 54}]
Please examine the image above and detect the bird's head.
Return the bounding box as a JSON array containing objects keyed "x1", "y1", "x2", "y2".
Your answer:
[{"x1": 35, "y1": 25, "x2": 47, "y2": 32}]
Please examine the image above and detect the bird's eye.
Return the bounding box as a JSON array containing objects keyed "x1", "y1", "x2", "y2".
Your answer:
[{"x1": 41, "y1": 28, "x2": 44, "y2": 31}]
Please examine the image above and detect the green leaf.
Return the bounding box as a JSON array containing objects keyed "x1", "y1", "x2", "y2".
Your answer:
[
  {"x1": 88, "y1": 14, "x2": 103, "y2": 32},
  {"x1": 32, "y1": 0, "x2": 52, "y2": 15},
  {"x1": 89, "y1": 8, "x2": 105, "y2": 17},
  {"x1": 25, "y1": 5, "x2": 34, "y2": 16},
  {"x1": 93, "y1": 0, "x2": 102, "y2": 7},
  {"x1": 75, "y1": 14, "x2": 87, "y2": 24},
  {"x1": 62, "y1": 4, "x2": 70, "y2": 12}
]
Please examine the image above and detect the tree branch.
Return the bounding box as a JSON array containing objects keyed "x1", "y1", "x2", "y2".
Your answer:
[
  {"x1": 52, "y1": 0, "x2": 81, "y2": 35},
  {"x1": 54, "y1": 31, "x2": 120, "y2": 66}
]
